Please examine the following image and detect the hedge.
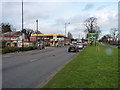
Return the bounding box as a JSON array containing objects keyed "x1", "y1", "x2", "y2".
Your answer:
[{"x1": 2, "y1": 46, "x2": 38, "y2": 54}]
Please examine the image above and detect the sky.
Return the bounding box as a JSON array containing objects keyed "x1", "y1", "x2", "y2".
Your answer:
[{"x1": 1, "y1": 0, "x2": 118, "y2": 39}]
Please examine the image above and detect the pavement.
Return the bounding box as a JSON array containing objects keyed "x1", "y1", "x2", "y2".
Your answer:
[
  {"x1": 2, "y1": 46, "x2": 81, "y2": 88},
  {"x1": 99, "y1": 42, "x2": 118, "y2": 48}
]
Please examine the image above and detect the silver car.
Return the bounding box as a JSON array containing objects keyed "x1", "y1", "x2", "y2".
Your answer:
[{"x1": 76, "y1": 43, "x2": 84, "y2": 49}]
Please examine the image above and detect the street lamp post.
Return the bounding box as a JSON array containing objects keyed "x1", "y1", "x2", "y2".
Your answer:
[
  {"x1": 22, "y1": 0, "x2": 24, "y2": 50},
  {"x1": 36, "y1": 19, "x2": 38, "y2": 48},
  {"x1": 65, "y1": 22, "x2": 70, "y2": 37},
  {"x1": 65, "y1": 23, "x2": 67, "y2": 37},
  {"x1": 64, "y1": 22, "x2": 70, "y2": 46},
  {"x1": 79, "y1": 34, "x2": 80, "y2": 40}
]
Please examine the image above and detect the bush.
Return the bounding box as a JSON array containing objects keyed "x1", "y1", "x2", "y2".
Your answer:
[
  {"x1": 2, "y1": 46, "x2": 38, "y2": 54},
  {"x1": 2, "y1": 40, "x2": 7, "y2": 48}
]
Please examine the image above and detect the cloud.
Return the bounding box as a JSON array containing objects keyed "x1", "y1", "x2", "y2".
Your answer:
[
  {"x1": 89, "y1": 9, "x2": 118, "y2": 36},
  {"x1": 97, "y1": 11, "x2": 117, "y2": 28},
  {"x1": 54, "y1": 16, "x2": 87, "y2": 38},
  {"x1": 24, "y1": 20, "x2": 65, "y2": 35},
  {"x1": 83, "y1": 3, "x2": 94, "y2": 11},
  {"x1": 68, "y1": 5, "x2": 117, "y2": 38},
  {"x1": 2, "y1": 0, "x2": 119, "y2": 2},
  {"x1": 1, "y1": 2, "x2": 118, "y2": 39},
  {"x1": 96, "y1": 5, "x2": 106, "y2": 10},
  {"x1": 55, "y1": 18, "x2": 66, "y2": 25},
  {"x1": 0, "y1": 2, "x2": 2, "y2": 24}
]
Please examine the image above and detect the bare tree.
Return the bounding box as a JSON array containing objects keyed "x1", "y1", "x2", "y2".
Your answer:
[
  {"x1": 106, "y1": 34, "x2": 112, "y2": 44},
  {"x1": 84, "y1": 17, "x2": 101, "y2": 39},
  {"x1": 84, "y1": 17, "x2": 97, "y2": 33},
  {"x1": 21, "y1": 28, "x2": 34, "y2": 42},
  {"x1": 100, "y1": 34, "x2": 111, "y2": 43},
  {"x1": 110, "y1": 28, "x2": 118, "y2": 44},
  {"x1": 94, "y1": 25, "x2": 101, "y2": 36}
]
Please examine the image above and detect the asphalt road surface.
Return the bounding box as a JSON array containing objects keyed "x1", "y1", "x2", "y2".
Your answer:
[{"x1": 2, "y1": 46, "x2": 80, "y2": 88}]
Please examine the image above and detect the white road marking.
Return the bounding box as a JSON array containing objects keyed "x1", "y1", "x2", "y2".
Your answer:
[
  {"x1": 30, "y1": 59, "x2": 38, "y2": 62},
  {"x1": 3, "y1": 55, "x2": 10, "y2": 58}
]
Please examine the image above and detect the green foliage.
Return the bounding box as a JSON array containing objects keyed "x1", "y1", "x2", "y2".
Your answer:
[
  {"x1": 2, "y1": 47, "x2": 18, "y2": 54},
  {"x1": 2, "y1": 46, "x2": 37, "y2": 54},
  {"x1": 44, "y1": 45, "x2": 118, "y2": 88},
  {"x1": 2, "y1": 40, "x2": 7, "y2": 48},
  {"x1": 1, "y1": 23, "x2": 12, "y2": 33}
]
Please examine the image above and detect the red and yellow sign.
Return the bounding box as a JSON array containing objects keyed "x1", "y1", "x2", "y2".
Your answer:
[{"x1": 32, "y1": 34, "x2": 64, "y2": 37}]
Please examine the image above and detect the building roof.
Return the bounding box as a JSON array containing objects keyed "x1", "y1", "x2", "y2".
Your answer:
[{"x1": 4, "y1": 35, "x2": 19, "y2": 38}]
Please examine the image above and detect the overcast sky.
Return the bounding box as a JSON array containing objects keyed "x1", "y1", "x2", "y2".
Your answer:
[{"x1": 1, "y1": 0, "x2": 118, "y2": 39}]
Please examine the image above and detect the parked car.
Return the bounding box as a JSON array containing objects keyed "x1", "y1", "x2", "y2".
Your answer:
[
  {"x1": 76, "y1": 43, "x2": 84, "y2": 49},
  {"x1": 68, "y1": 45, "x2": 79, "y2": 52}
]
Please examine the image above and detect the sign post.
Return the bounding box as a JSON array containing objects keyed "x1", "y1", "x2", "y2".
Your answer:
[{"x1": 87, "y1": 33, "x2": 98, "y2": 43}]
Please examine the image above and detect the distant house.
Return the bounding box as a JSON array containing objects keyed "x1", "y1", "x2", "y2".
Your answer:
[{"x1": 1, "y1": 31, "x2": 29, "y2": 47}]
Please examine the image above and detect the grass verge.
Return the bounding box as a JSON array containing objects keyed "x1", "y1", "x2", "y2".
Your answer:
[{"x1": 44, "y1": 44, "x2": 118, "y2": 88}]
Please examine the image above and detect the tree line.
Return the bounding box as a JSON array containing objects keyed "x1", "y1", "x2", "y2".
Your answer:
[{"x1": 99, "y1": 28, "x2": 119, "y2": 45}]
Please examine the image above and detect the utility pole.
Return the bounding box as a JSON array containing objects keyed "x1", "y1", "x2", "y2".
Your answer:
[
  {"x1": 65, "y1": 23, "x2": 67, "y2": 37},
  {"x1": 22, "y1": 0, "x2": 24, "y2": 50},
  {"x1": 36, "y1": 19, "x2": 38, "y2": 48}
]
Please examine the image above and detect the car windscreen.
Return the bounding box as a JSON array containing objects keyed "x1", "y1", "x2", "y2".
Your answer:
[
  {"x1": 69, "y1": 45, "x2": 76, "y2": 47},
  {"x1": 77, "y1": 43, "x2": 82, "y2": 45}
]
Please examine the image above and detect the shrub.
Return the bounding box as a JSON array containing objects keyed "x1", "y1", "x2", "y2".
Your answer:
[
  {"x1": 2, "y1": 40, "x2": 7, "y2": 48},
  {"x1": 2, "y1": 46, "x2": 38, "y2": 54}
]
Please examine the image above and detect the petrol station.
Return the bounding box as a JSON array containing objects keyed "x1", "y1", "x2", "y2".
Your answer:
[{"x1": 31, "y1": 34, "x2": 65, "y2": 47}]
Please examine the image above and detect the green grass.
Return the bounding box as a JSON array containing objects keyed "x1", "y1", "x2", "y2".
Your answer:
[{"x1": 44, "y1": 44, "x2": 118, "y2": 88}]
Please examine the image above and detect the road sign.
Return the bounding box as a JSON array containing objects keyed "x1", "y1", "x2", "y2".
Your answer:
[
  {"x1": 53, "y1": 34, "x2": 57, "y2": 39},
  {"x1": 88, "y1": 33, "x2": 98, "y2": 42}
]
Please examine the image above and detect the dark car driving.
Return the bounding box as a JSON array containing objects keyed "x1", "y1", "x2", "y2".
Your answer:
[{"x1": 68, "y1": 45, "x2": 79, "y2": 52}]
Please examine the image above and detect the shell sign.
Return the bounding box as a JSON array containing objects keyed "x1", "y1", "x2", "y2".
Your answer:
[{"x1": 30, "y1": 37, "x2": 36, "y2": 41}]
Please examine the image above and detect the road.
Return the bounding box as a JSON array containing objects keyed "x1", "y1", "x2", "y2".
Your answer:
[{"x1": 2, "y1": 46, "x2": 79, "y2": 88}]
